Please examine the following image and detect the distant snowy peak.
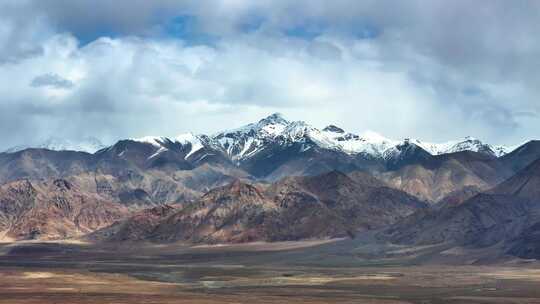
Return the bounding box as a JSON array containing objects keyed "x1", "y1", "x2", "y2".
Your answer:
[
  {"x1": 412, "y1": 136, "x2": 510, "y2": 157},
  {"x1": 339, "y1": 131, "x2": 398, "y2": 157},
  {"x1": 493, "y1": 145, "x2": 516, "y2": 157},
  {"x1": 4, "y1": 137, "x2": 106, "y2": 154},
  {"x1": 323, "y1": 132, "x2": 512, "y2": 159},
  {"x1": 258, "y1": 112, "x2": 290, "y2": 127},
  {"x1": 444, "y1": 137, "x2": 495, "y2": 155}
]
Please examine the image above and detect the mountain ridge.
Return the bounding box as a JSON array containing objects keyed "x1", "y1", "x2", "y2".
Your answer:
[
  {"x1": 3, "y1": 113, "x2": 523, "y2": 161},
  {"x1": 93, "y1": 170, "x2": 428, "y2": 244},
  {"x1": 384, "y1": 157, "x2": 540, "y2": 253},
  {"x1": 1, "y1": 114, "x2": 537, "y2": 207}
]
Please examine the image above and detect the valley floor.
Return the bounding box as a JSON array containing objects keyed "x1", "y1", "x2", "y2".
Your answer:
[{"x1": 1, "y1": 238, "x2": 540, "y2": 304}]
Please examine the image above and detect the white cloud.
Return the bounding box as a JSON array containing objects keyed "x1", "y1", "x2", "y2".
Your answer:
[{"x1": 0, "y1": 1, "x2": 538, "y2": 149}]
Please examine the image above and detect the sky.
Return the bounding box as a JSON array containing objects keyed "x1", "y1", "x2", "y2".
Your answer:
[{"x1": 0, "y1": 0, "x2": 539, "y2": 149}]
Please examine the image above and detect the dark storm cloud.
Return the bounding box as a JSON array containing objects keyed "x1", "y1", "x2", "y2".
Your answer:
[{"x1": 0, "y1": 0, "x2": 539, "y2": 149}]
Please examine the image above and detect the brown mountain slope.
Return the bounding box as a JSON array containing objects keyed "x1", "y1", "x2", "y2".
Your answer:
[
  {"x1": 507, "y1": 221, "x2": 540, "y2": 259},
  {"x1": 0, "y1": 179, "x2": 129, "y2": 241},
  {"x1": 491, "y1": 157, "x2": 540, "y2": 200},
  {"x1": 347, "y1": 170, "x2": 388, "y2": 188},
  {"x1": 0, "y1": 140, "x2": 522, "y2": 210},
  {"x1": 66, "y1": 162, "x2": 244, "y2": 209},
  {"x1": 378, "y1": 151, "x2": 512, "y2": 203},
  {"x1": 97, "y1": 171, "x2": 427, "y2": 244},
  {"x1": 276, "y1": 171, "x2": 427, "y2": 229},
  {"x1": 434, "y1": 185, "x2": 483, "y2": 209},
  {"x1": 151, "y1": 180, "x2": 278, "y2": 243},
  {"x1": 88, "y1": 204, "x2": 179, "y2": 242},
  {"x1": 385, "y1": 194, "x2": 532, "y2": 246},
  {"x1": 0, "y1": 149, "x2": 92, "y2": 184},
  {"x1": 493, "y1": 158, "x2": 540, "y2": 259},
  {"x1": 385, "y1": 157, "x2": 540, "y2": 252},
  {"x1": 501, "y1": 140, "x2": 540, "y2": 173},
  {"x1": 0, "y1": 144, "x2": 248, "y2": 209}
]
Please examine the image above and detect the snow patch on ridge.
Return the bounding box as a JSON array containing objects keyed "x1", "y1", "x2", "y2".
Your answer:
[
  {"x1": 133, "y1": 133, "x2": 205, "y2": 160},
  {"x1": 133, "y1": 136, "x2": 165, "y2": 147},
  {"x1": 174, "y1": 133, "x2": 204, "y2": 159}
]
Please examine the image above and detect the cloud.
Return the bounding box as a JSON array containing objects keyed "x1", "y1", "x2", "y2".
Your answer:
[
  {"x1": 31, "y1": 73, "x2": 74, "y2": 89},
  {"x1": 0, "y1": 0, "x2": 539, "y2": 150},
  {"x1": 0, "y1": 1, "x2": 49, "y2": 63}
]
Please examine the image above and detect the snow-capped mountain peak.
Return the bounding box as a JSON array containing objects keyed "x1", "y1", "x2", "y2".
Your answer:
[
  {"x1": 258, "y1": 112, "x2": 289, "y2": 126},
  {"x1": 410, "y1": 136, "x2": 508, "y2": 157},
  {"x1": 218, "y1": 113, "x2": 289, "y2": 138},
  {"x1": 212, "y1": 113, "x2": 296, "y2": 161},
  {"x1": 208, "y1": 114, "x2": 517, "y2": 162}
]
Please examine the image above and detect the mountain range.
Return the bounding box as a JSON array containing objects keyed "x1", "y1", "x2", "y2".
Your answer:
[
  {"x1": 385, "y1": 157, "x2": 540, "y2": 259},
  {"x1": 92, "y1": 171, "x2": 426, "y2": 243},
  {"x1": 2, "y1": 113, "x2": 519, "y2": 163},
  {"x1": 0, "y1": 113, "x2": 539, "y2": 262},
  {"x1": 1, "y1": 113, "x2": 535, "y2": 203}
]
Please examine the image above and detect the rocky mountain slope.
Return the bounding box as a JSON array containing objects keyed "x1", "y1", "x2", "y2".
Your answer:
[
  {"x1": 500, "y1": 140, "x2": 540, "y2": 174},
  {"x1": 88, "y1": 204, "x2": 179, "y2": 242},
  {"x1": 384, "y1": 158, "x2": 540, "y2": 255},
  {"x1": 378, "y1": 151, "x2": 513, "y2": 203},
  {"x1": 0, "y1": 179, "x2": 129, "y2": 241},
  {"x1": 0, "y1": 142, "x2": 248, "y2": 208},
  {"x1": 94, "y1": 171, "x2": 427, "y2": 243},
  {"x1": 507, "y1": 221, "x2": 540, "y2": 259}
]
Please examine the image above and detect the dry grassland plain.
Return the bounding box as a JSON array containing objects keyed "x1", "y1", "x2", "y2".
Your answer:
[{"x1": 1, "y1": 239, "x2": 540, "y2": 304}]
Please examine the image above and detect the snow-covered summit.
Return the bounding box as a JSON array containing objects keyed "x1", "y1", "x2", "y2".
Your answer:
[
  {"x1": 216, "y1": 113, "x2": 290, "y2": 138},
  {"x1": 410, "y1": 136, "x2": 510, "y2": 157},
  {"x1": 212, "y1": 113, "x2": 294, "y2": 161},
  {"x1": 209, "y1": 114, "x2": 515, "y2": 160}
]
